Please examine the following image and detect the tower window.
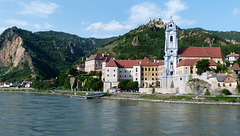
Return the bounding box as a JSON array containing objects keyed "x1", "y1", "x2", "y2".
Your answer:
[
  {"x1": 170, "y1": 24, "x2": 172, "y2": 27},
  {"x1": 170, "y1": 36, "x2": 173, "y2": 42}
]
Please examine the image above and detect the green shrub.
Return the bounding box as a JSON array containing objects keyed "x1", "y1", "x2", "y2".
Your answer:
[
  {"x1": 222, "y1": 89, "x2": 231, "y2": 95},
  {"x1": 205, "y1": 89, "x2": 210, "y2": 95}
]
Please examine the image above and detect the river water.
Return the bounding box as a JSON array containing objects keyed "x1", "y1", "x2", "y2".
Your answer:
[{"x1": 0, "y1": 92, "x2": 240, "y2": 135}]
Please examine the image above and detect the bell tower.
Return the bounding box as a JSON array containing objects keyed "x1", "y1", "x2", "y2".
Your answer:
[{"x1": 163, "y1": 17, "x2": 178, "y2": 76}]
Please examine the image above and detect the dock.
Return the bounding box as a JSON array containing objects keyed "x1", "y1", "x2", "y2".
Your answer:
[{"x1": 71, "y1": 92, "x2": 108, "y2": 99}]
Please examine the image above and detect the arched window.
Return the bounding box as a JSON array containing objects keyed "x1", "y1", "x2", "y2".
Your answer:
[
  {"x1": 170, "y1": 24, "x2": 172, "y2": 27},
  {"x1": 170, "y1": 62, "x2": 173, "y2": 70},
  {"x1": 170, "y1": 36, "x2": 173, "y2": 42}
]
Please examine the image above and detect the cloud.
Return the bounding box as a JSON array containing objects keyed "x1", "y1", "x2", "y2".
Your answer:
[
  {"x1": 20, "y1": 1, "x2": 59, "y2": 18},
  {"x1": 7, "y1": 19, "x2": 28, "y2": 26},
  {"x1": 33, "y1": 22, "x2": 52, "y2": 29},
  {"x1": 233, "y1": 8, "x2": 240, "y2": 15},
  {"x1": 86, "y1": 0, "x2": 195, "y2": 32},
  {"x1": 86, "y1": 20, "x2": 132, "y2": 32}
]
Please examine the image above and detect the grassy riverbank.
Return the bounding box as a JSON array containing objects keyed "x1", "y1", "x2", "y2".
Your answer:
[{"x1": 1, "y1": 88, "x2": 240, "y2": 105}]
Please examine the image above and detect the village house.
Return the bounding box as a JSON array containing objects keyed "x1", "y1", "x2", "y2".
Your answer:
[
  {"x1": 229, "y1": 63, "x2": 240, "y2": 74},
  {"x1": 226, "y1": 52, "x2": 239, "y2": 64}
]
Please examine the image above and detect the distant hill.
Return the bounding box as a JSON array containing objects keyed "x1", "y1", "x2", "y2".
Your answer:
[
  {"x1": 0, "y1": 27, "x2": 116, "y2": 81},
  {"x1": 90, "y1": 18, "x2": 240, "y2": 60}
]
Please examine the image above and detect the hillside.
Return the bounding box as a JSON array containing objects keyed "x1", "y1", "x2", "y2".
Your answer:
[
  {"x1": 0, "y1": 27, "x2": 115, "y2": 82},
  {"x1": 91, "y1": 18, "x2": 240, "y2": 60}
]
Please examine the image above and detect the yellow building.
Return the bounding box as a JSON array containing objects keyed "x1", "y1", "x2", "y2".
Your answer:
[{"x1": 176, "y1": 59, "x2": 217, "y2": 75}]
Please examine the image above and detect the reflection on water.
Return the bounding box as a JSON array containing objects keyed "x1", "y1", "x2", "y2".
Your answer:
[{"x1": 0, "y1": 92, "x2": 240, "y2": 135}]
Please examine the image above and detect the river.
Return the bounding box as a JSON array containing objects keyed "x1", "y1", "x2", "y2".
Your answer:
[{"x1": 0, "y1": 92, "x2": 240, "y2": 135}]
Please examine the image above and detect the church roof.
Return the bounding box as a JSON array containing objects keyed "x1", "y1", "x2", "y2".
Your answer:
[
  {"x1": 177, "y1": 59, "x2": 216, "y2": 67},
  {"x1": 178, "y1": 47, "x2": 223, "y2": 58}
]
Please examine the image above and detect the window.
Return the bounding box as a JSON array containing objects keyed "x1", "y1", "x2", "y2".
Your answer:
[
  {"x1": 136, "y1": 68, "x2": 138, "y2": 72},
  {"x1": 114, "y1": 75, "x2": 115, "y2": 77},
  {"x1": 120, "y1": 71, "x2": 121, "y2": 73},
  {"x1": 125, "y1": 71, "x2": 126, "y2": 73},
  {"x1": 136, "y1": 78, "x2": 138, "y2": 80},
  {"x1": 152, "y1": 78, "x2": 154, "y2": 80},
  {"x1": 141, "y1": 78, "x2": 143, "y2": 80},
  {"x1": 170, "y1": 36, "x2": 173, "y2": 42},
  {"x1": 129, "y1": 75, "x2": 131, "y2": 77},
  {"x1": 152, "y1": 68, "x2": 154, "y2": 71},
  {"x1": 141, "y1": 73, "x2": 143, "y2": 76},
  {"x1": 145, "y1": 68, "x2": 147, "y2": 71},
  {"x1": 125, "y1": 75, "x2": 126, "y2": 77},
  {"x1": 107, "y1": 75, "x2": 109, "y2": 77},
  {"x1": 145, "y1": 78, "x2": 147, "y2": 80},
  {"x1": 156, "y1": 73, "x2": 158, "y2": 76},
  {"x1": 145, "y1": 73, "x2": 147, "y2": 76},
  {"x1": 223, "y1": 83, "x2": 225, "y2": 87},
  {"x1": 142, "y1": 68, "x2": 144, "y2": 71},
  {"x1": 218, "y1": 83, "x2": 220, "y2": 87},
  {"x1": 152, "y1": 73, "x2": 154, "y2": 76},
  {"x1": 136, "y1": 73, "x2": 138, "y2": 76},
  {"x1": 120, "y1": 75, "x2": 121, "y2": 77},
  {"x1": 170, "y1": 24, "x2": 172, "y2": 27},
  {"x1": 149, "y1": 68, "x2": 150, "y2": 71},
  {"x1": 114, "y1": 70, "x2": 115, "y2": 72},
  {"x1": 156, "y1": 68, "x2": 157, "y2": 71},
  {"x1": 230, "y1": 83, "x2": 232, "y2": 86},
  {"x1": 180, "y1": 77, "x2": 182, "y2": 80},
  {"x1": 107, "y1": 69, "x2": 109, "y2": 72},
  {"x1": 170, "y1": 62, "x2": 173, "y2": 70}
]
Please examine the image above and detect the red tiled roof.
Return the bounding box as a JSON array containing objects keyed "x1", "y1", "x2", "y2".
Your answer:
[
  {"x1": 177, "y1": 59, "x2": 216, "y2": 67},
  {"x1": 229, "y1": 63, "x2": 240, "y2": 71},
  {"x1": 86, "y1": 54, "x2": 115, "y2": 62},
  {"x1": 106, "y1": 58, "x2": 119, "y2": 67},
  {"x1": 227, "y1": 52, "x2": 239, "y2": 57},
  {"x1": 106, "y1": 57, "x2": 164, "y2": 68},
  {"x1": 178, "y1": 47, "x2": 223, "y2": 58}
]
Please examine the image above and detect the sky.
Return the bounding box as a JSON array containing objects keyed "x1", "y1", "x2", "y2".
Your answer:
[{"x1": 0, "y1": 0, "x2": 240, "y2": 38}]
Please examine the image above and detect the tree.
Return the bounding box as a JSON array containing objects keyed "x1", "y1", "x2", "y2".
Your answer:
[
  {"x1": 69, "y1": 68, "x2": 78, "y2": 76},
  {"x1": 118, "y1": 80, "x2": 130, "y2": 90},
  {"x1": 196, "y1": 59, "x2": 210, "y2": 75},
  {"x1": 225, "y1": 60, "x2": 230, "y2": 67}
]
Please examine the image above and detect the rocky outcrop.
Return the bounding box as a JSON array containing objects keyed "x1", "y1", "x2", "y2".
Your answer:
[
  {"x1": 187, "y1": 78, "x2": 211, "y2": 96},
  {"x1": 147, "y1": 18, "x2": 166, "y2": 29},
  {"x1": 0, "y1": 31, "x2": 35, "y2": 77},
  {"x1": 131, "y1": 35, "x2": 139, "y2": 46},
  {"x1": 204, "y1": 37, "x2": 215, "y2": 47}
]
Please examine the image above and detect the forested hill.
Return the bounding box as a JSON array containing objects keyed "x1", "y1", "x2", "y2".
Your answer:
[
  {"x1": 0, "y1": 27, "x2": 116, "y2": 81},
  {"x1": 90, "y1": 19, "x2": 240, "y2": 60}
]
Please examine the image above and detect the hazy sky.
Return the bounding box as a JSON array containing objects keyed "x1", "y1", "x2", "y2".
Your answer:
[{"x1": 0, "y1": 0, "x2": 239, "y2": 38}]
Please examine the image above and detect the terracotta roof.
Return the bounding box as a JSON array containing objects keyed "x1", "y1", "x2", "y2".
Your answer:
[
  {"x1": 106, "y1": 58, "x2": 118, "y2": 67},
  {"x1": 177, "y1": 59, "x2": 216, "y2": 67},
  {"x1": 86, "y1": 54, "x2": 115, "y2": 62},
  {"x1": 230, "y1": 63, "x2": 240, "y2": 71},
  {"x1": 227, "y1": 52, "x2": 239, "y2": 57},
  {"x1": 106, "y1": 57, "x2": 164, "y2": 68},
  {"x1": 178, "y1": 47, "x2": 223, "y2": 58}
]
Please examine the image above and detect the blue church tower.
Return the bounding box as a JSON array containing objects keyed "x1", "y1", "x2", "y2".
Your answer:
[{"x1": 162, "y1": 17, "x2": 178, "y2": 76}]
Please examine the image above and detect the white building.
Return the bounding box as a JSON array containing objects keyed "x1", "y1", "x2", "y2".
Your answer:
[{"x1": 226, "y1": 52, "x2": 239, "y2": 64}]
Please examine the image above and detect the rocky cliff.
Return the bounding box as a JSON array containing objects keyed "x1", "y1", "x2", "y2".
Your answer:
[{"x1": 0, "y1": 27, "x2": 115, "y2": 81}]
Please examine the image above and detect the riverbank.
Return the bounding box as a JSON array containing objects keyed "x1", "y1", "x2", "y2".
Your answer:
[{"x1": 1, "y1": 88, "x2": 240, "y2": 105}]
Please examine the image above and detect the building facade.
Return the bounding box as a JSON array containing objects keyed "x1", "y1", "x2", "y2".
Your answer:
[{"x1": 226, "y1": 52, "x2": 239, "y2": 64}]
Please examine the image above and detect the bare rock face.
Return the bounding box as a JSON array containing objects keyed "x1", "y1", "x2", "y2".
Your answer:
[
  {"x1": 147, "y1": 18, "x2": 166, "y2": 29},
  {"x1": 0, "y1": 34, "x2": 35, "y2": 76},
  {"x1": 131, "y1": 35, "x2": 139, "y2": 46},
  {"x1": 204, "y1": 37, "x2": 215, "y2": 47}
]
